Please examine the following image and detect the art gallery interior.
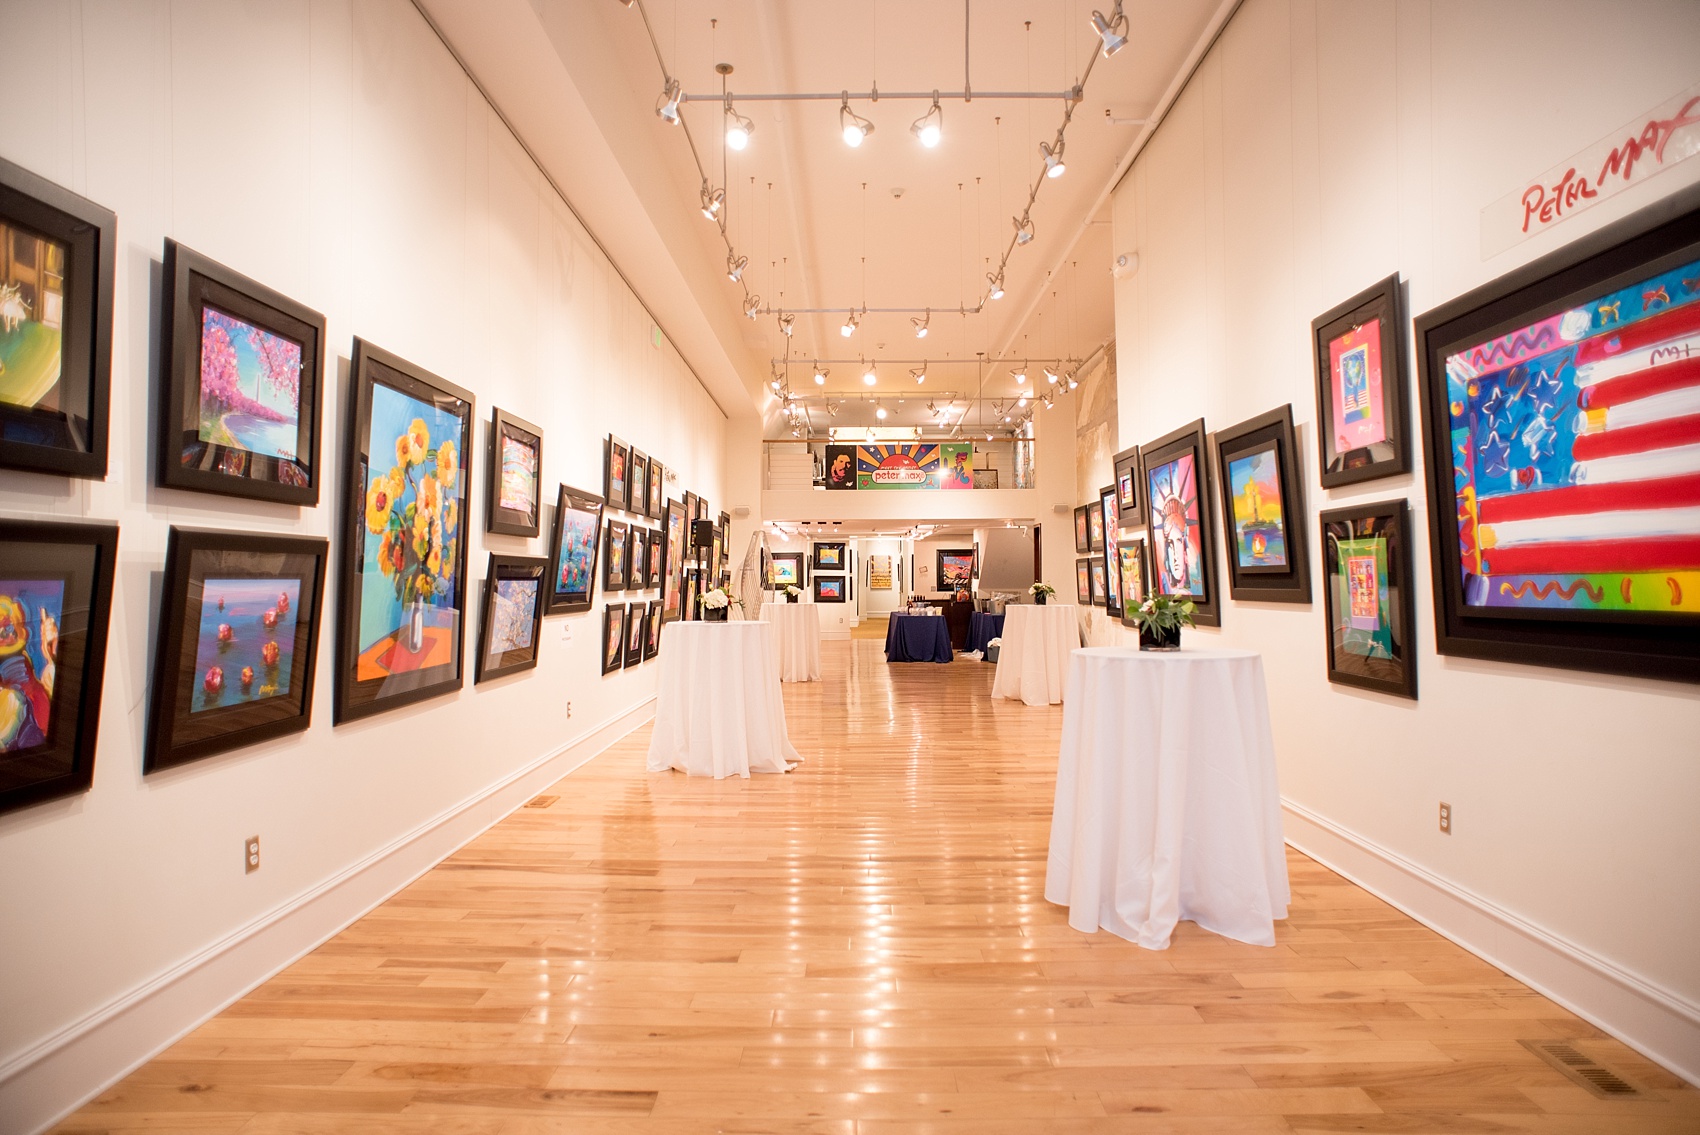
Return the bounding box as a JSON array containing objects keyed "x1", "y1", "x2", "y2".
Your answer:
[{"x1": 1, "y1": 0, "x2": 1697, "y2": 1131}]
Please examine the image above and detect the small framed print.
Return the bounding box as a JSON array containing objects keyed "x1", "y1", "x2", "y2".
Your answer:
[
  {"x1": 601, "y1": 603, "x2": 626, "y2": 674},
  {"x1": 813, "y1": 542, "x2": 846, "y2": 571},
  {"x1": 719, "y1": 511, "x2": 732, "y2": 574},
  {"x1": 628, "y1": 448, "x2": 649, "y2": 519},
  {"x1": 147, "y1": 527, "x2": 328, "y2": 771},
  {"x1": 1074, "y1": 505, "x2": 1091, "y2": 553},
  {"x1": 1116, "y1": 540, "x2": 1148, "y2": 626},
  {"x1": 937, "y1": 548, "x2": 975, "y2": 591},
  {"x1": 681, "y1": 567, "x2": 700, "y2": 622},
  {"x1": 683, "y1": 491, "x2": 699, "y2": 527},
  {"x1": 0, "y1": 156, "x2": 116, "y2": 480},
  {"x1": 624, "y1": 600, "x2": 645, "y2": 667},
  {"x1": 1313, "y1": 274, "x2": 1411, "y2": 488},
  {"x1": 1213, "y1": 404, "x2": 1310, "y2": 603},
  {"x1": 643, "y1": 599, "x2": 662, "y2": 660},
  {"x1": 1143, "y1": 418, "x2": 1223, "y2": 628},
  {"x1": 159, "y1": 240, "x2": 325, "y2": 504},
  {"x1": 647, "y1": 457, "x2": 664, "y2": 518},
  {"x1": 604, "y1": 435, "x2": 631, "y2": 511},
  {"x1": 1088, "y1": 498, "x2": 1107, "y2": 553},
  {"x1": 694, "y1": 495, "x2": 710, "y2": 524},
  {"x1": 1099, "y1": 484, "x2": 1120, "y2": 611},
  {"x1": 1075, "y1": 558, "x2": 1093, "y2": 604},
  {"x1": 1321, "y1": 499, "x2": 1416, "y2": 699},
  {"x1": 487, "y1": 408, "x2": 543, "y2": 537},
  {"x1": 647, "y1": 529, "x2": 663, "y2": 588},
  {"x1": 661, "y1": 498, "x2": 688, "y2": 622},
  {"x1": 604, "y1": 520, "x2": 629, "y2": 590},
  {"x1": 814, "y1": 575, "x2": 846, "y2": 603},
  {"x1": 628, "y1": 528, "x2": 649, "y2": 590},
  {"x1": 0, "y1": 519, "x2": 118, "y2": 815},
  {"x1": 710, "y1": 529, "x2": 723, "y2": 587},
  {"x1": 1089, "y1": 557, "x2": 1108, "y2": 605},
  {"x1": 545, "y1": 484, "x2": 603, "y2": 615},
  {"x1": 1112, "y1": 445, "x2": 1144, "y2": 527},
  {"x1": 475, "y1": 554, "x2": 545, "y2": 683},
  {"x1": 769, "y1": 552, "x2": 804, "y2": 588}
]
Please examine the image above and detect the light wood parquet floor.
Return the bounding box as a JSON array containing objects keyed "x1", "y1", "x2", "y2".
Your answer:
[{"x1": 57, "y1": 639, "x2": 1699, "y2": 1133}]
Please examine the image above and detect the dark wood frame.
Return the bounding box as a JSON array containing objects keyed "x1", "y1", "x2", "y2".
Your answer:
[
  {"x1": 1112, "y1": 445, "x2": 1144, "y2": 528},
  {"x1": 0, "y1": 157, "x2": 116, "y2": 479},
  {"x1": 486, "y1": 408, "x2": 543, "y2": 537},
  {"x1": 647, "y1": 457, "x2": 664, "y2": 517},
  {"x1": 1213, "y1": 404, "x2": 1311, "y2": 604},
  {"x1": 1075, "y1": 558, "x2": 1092, "y2": 604},
  {"x1": 1073, "y1": 505, "x2": 1090, "y2": 553},
  {"x1": 936, "y1": 547, "x2": 975, "y2": 592},
  {"x1": 1413, "y1": 186, "x2": 1700, "y2": 683},
  {"x1": 661, "y1": 498, "x2": 688, "y2": 623},
  {"x1": 628, "y1": 447, "x2": 649, "y2": 519},
  {"x1": 1099, "y1": 484, "x2": 1120, "y2": 613},
  {"x1": 146, "y1": 527, "x2": 328, "y2": 771},
  {"x1": 643, "y1": 599, "x2": 662, "y2": 659},
  {"x1": 647, "y1": 529, "x2": 663, "y2": 587},
  {"x1": 333, "y1": 340, "x2": 474, "y2": 723},
  {"x1": 1312, "y1": 273, "x2": 1411, "y2": 488},
  {"x1": 0, "y1": 519, "x2": 118, "y2": 815},
  {"x1": 604, "y1": 435, "x2": 631, "y2": 512},
  {"x1": 623, "y1": 600, "x2": 645, "y2": 666},
  {"x1": 1087, "y1": 499, "x2": 1106, "y2": 553},
  {"x1": 544, "y1": 483, "x2": 603, "y2": 615},
  {"x1": 1141, "y1": 418, "x2": 1223, "y2": 628},
  {"x1": 812, "y1": 541, "x2": 847, "y2": 571},
  {"x1": 474, "y1": 554, "x2": 546, "y2": 683},
  {"x1": 1088, "y1": 557, "x2": 1107, "y2": 606},
  {"x1": 1320, "y1": 498, "x2": 1417, "y2": 700},
  {"x1": 601, "y1": 603, "x2": 627, "y2": 673},
  {"x1": 814, "y1": 575, "x2": 847, "y2": 603},
  {"x1": 604, "y1": 519, "x2": 629, "y2": 591},
  {"x1": 1116, "y1": 539, "x2": 1148, "y2": 626},
  {"x1": 628, "y1": 526, "x2": 649, "y2": 591},
  {"x1": 768, "y1": 551, "x2": 806, "y2": 589}
]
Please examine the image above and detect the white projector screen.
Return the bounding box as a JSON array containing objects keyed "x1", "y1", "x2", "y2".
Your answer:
[{"x1": 977, "y1": 528, "x2": 1036, "y2": 592}]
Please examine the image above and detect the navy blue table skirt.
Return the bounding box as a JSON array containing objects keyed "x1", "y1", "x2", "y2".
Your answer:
[
  {"x1": 966, "y1": 611, "x2": 1005, "y2": 654},
  {"x1": 884, "y1": 614, "x2": 954, "y2": 663}
]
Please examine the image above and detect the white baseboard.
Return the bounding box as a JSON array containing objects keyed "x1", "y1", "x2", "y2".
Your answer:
[
  {"x1": 1282, "y1": 799, "x2": 1700, "y2": 1088},
  {"x1": 1, "y1": 698, "x2": 656, "y2": 1135}
]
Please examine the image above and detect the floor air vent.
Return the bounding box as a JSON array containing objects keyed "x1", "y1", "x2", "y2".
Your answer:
[
  {"x1": 1520, "y1": 1040, "x2": 1652, "y2": 1099},
  {"x1": 524, "y1": 795, "x2": 559, "y2": 809}
]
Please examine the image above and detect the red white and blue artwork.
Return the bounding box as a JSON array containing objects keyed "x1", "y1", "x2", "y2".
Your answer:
[
  {"x1": 1147, "y1": 452, "x2": 1205, "y2": 598},
  {"x1": 857, "y1": 443, "x2": 941, "y2": 490},
  {"x1": 1443, "y1": 254, "x2": 1700, "y2": 616}
]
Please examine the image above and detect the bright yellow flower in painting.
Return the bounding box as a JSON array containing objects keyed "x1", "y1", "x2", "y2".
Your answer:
[
  {"x1": 405, "y1": 418, "x2": 430, "y2": 466},
  {"x1": 442, "y1": 499, "x2": 459, "y2": 535},
  {"x1": 412, "y1": 506, "x2": 433, "y2": 559},
  {"x1": 418, "y1": 474, "x2": 441, "y2": 519},
  {"x1": 377, "y1": 530, "x2": 398, "y2": 576},
  {"x1": 426, "y1": 519, "x2": 444, "y2": 576},
  {"x1": 437, "y1": 440, "x2": 458, "y2": 488},
  {"x1": 365, "y1": 479, "x2": 394, "y2": 534},
  {"x1": 394, "y1": 435, "x2": 410, "y2": 467}
]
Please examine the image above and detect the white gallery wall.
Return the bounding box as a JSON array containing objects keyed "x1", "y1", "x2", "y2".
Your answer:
[
  {"x1": 1110, "y1": 0, "x2": 1700, "y2": 1078},
  {"x1": 0, "y1": 1, "x2": 726, "y2": 1129}
]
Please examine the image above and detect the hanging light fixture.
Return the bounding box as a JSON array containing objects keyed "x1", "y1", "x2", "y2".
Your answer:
[
  {"x1": 875, "y1": 403, "x2": 888, "y2": 421},
  {"x1": 727, "y1": 253, "x2": 747, "y2": 282},
  {"x1": 699, "y1": 182, "x2": 724, "y2": 220},
  {"x1": 724, "y1": 94, "x2": 755, "y2": 150},
  {"x1": 1011, "y1": 364, "x2": 1028, "y2": 385},
  {"x1": 1090, "y1": 4, "x2": 1129, "y2": 57},
  {"x1": 987, "y1": 271, "x2": 1005, "y2": 300},
  {"x1": 862, "y1": 360, "x2": 877, "y2": 386},
  {"x1": 910, "y1": 93, "x2": 943, "y2": 148},
  {"x1": 840, "y1": 94, "x2": 875, "y2": 148},
  {"x1": 912, "y1": 309, "x2": 930, "y2": 339},
  {"x1": 655, "y1": 78, "x2": 683, "y2": 124},
  {"x1": 1041, "y1": 137, "x2": 1067, "y2": 179},
  {"x1": 1013, "y1": 213, "x2": 1035, "y2": 245},
  {"x1": 866, "y1": 427, "x2": 878, "y2": 443},
  {"x1": 841, "y1": 309, "x2": 861, "y2": 337},
  {"x1": 778, "y1": 313, "x2": 794, "y2": 337},
  {"x1": 910, "y1": 364, "x2": 927, "y2": 384},
  {"x1": 1044, "y1": 364, "x2": 1060, "y2": 384},
  {"x1": 742, "y1": 293, "x2": 761, "y2": 318},
  {"x1": 813, "y1": 363, "x2": 828, "y2": 385}
]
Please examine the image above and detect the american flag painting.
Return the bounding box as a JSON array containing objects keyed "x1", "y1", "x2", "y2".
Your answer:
[{"x1": 1444, "y1": 255, "x2": 1700, "y2": 616}]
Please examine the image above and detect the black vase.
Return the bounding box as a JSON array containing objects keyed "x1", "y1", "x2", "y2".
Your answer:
[
  {"x1": 1034, "y1": 593, "x2": 1048, "y2": 606},
  {"x1": 1139, "y1": 624, "x2": 1180, "y2": 651},
  {"x1": 703, "y1": 606, "x2": 729, "y2": 622},
  {"x1": 785, "y1": 593, "x2": 799, "y2": 603}
]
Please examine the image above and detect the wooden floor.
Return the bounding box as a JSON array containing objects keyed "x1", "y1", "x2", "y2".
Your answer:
[{"x1": 58, "y1": 640, "x2": 1699, "y2": 1133}]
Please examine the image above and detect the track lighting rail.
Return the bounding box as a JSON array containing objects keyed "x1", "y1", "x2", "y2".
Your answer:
[{"x1": 676, "y1": 88, "x2": 1081, "y2": 104}]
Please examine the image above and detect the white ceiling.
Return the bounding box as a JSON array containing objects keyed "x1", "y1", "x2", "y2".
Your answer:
[{"x1": 422, "y1": 0, "x2": 1232, "y2": 432}]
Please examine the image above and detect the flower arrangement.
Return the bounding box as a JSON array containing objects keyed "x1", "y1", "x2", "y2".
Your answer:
[
  {"x1": 698, "y1": 587, "x2": 741, "y2": 619},
  {"x1": 784, "y1": 585, "x2": 803, "y2": 597},
  {"x1": 1030, "y1": 581, "x2": 1056, "y2": 605},
  {"x1": 365, "y1": 417, "x2": 459, "y2": 614},
  {"x1": 1133, "y1": 594, "x2": 1196, "y2": 649}
]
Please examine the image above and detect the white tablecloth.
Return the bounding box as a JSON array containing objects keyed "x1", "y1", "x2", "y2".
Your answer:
[
  {"x1": 646, "y1": 621, "x2": 800, "y2": 778},
  {"x1": 991, "y1": 603, "x2": 1081, "y2": 706},
  {"x1": 765, "y1": 603, "x2": 821, "y2": 683},
  {"x1": 1044, "y1": 646, "x2": 1289, "y2": 948}
]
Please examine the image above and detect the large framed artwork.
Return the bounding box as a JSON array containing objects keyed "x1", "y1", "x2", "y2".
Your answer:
[
  {"x1": 1112, "y1": 445, "x2": 1144, "y2": 528},
  {"x1": 1142, "y1": 419, "x2": 1222, "y2": 627},
  {"x1": 1321, "y1": 499, "x2": 1416, "y2": 699},
  {"x1": 647, "y1": 456, "x2": 664, "y2": 517},
  {"x1": 544, "y1": 484, "x2": 603, "y2": 615},
  {"x1": 937, "y1": 548, "x2": 975, "y2": 591},
  {"x1": 146, "y1": 528, "x2": 328, "y2": 772},
  {"x1": 1073, "y1": 505, "x2": 1091, "y2": 553},
  {"x1": 601, "y1": 603, "x2": 626, "y2": 674},
  {"x1": 813, "y1": 541, "x2": 846, "y2": 571},
  {"x1": 486, "y1": 408, "x2": 542, "y2": 537},
  {"x1": 1099, "y1": 484, "x2": 1120, "y2": 611},
  {"x1": 1414, "y1": 192, "x2": 1700, "y2": 682},
  {"x1": 159, "y1": 241, "x2": 324, "y2": 504},
  {"x1": 604, "y1": 520, "x2": 629, "y2": 591},
  {"x1": 628, "y1": 448, "x2": 649, "y2": 520},
  {"x1": 1116, "y1": 540, "x2": 1148, "y2": 627},
  {"x1": 1313, "y1": 274, "x2": 1411, "y2": 488},
  {"x1": 1075, "y1": 558, "x2": 1092, "y2": 604},
  {"x1": 0, "y1": 519, "x2": 118, "y2": 816},
  {"x1": 474, "y1": 554, "x2": 545, "y2": 683},
  {"x1": 769, "y1": 552, "x2": 805, "y2": 589},
  {"x1": 604, "y1": 435, "x2": 630, "y2": 512},
  {"x1": 814, "y1": 576, "x2": 846, "y2": 603},
  {"x1": 661, "y1": 498, "x2": 687, "y2": 622},
  {"x1": 1212, "y1": 404, "x2": 1311, "y2": 603},
  {"x1": 824, "y1": 443, "x2": 857, "y2": 489},
  {"x1": 644, "y1": 599, "x2": 662, "y2": 659},
  {"x1": 334, "y1": 340, "x2": 473, "y2": 723},
  {"x1": 0, "y1": 158, "x2": 116, "y2": 480}
]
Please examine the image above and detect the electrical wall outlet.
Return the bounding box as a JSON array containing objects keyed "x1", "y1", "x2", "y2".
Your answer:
[
  {"x1": 244, "y1": 836, "x2": 261, "y2": 873},
  {"x1": 1438, "y1": 803, "x2": 1452, "y2": 835},
  {"x1": 565, "y1": 701, "x2": 572, "y2": 718}
]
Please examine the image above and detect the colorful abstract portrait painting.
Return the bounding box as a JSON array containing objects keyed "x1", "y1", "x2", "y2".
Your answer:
[
  {"x1": 1312, "y1": 274, "x2": 1410, "y2": 487},
  {"x1": 1141, "y1": 419, "x2": 1221, "y2": 626}
]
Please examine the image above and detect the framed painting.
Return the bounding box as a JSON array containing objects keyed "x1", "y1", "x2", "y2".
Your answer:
[
  {"x1": 146, "y1": 527, "x2": 327, "y2": 771},
  {"x1": 474, "y1": 554, "x2": 545, "y2": 683},
  {"x1": 0, "y1": 519, "x2": 117, "y2": 815},
  {"x1": 824, "y1": 444, "x2": 857, "y2": 489},
  {"x1": 601, "y1": 603, "x2": 626, "y2": 674},
  {"x1": 647, "y1": 456, "x2": 664, "y2": 517},
  {"x1": 1073, "y1": 505, "x2": 1090, "y2": 553},
  {"x1": 160, "y1": 240, "x2": 324, "y2": 504},
  {"x1": 334, "y1": 340, "x2": 473, "y2": 723},
  {"x1": 1075, "y1": 558, "x2": 1092, "y2": 604},
  {"x1": 628, "y1": 448, "x2": 649, "y2": 520},
  {"x1": 683, "y1": 491, "x2": 698, "y2": 528},
  {"x1": 937, "y1": 548, "x2": 975, "y2": 591},
  {"x1": 813, "y1": 542, "x2": 846, "y2": 571},
  {"x1": 661, "y1": 498, "x2": 687, "y2": 623},
  {"x1": 644, "y1": 599, "x2": 662, "y2": 660},
  {"x1": 623, "y1": 600, "x2": 645, "y2": 666},
  {"x1": 629, "y1": 527, "x2": 648, "y2": 590},
  {"x1": 695, "y1": 496, "x2": 710, "y2": 524},
  {"x1": 486, "y1": 408, "x2": 542, "y2": 537},
  {"x1": 681, "y1": 567, "x2": 700, "y2": 622},
  {"x1": 1088, "y1": 557, "x2": 1108, "y2": 605},
  {"x1": 0, "y1": 157, "x2": 116, "y2": 480},
  {"x1": 814, "y1": 575, "x2": 846, "y2": 603},
  {"x1": 544, "y1": 484, "x2": 603, "y2": 615},
  {"x1": 647, "y1": 528, "x2": 663, "y2": 587},
  {"x1": 769, "y1": 552, "x2": 805, "y2": 588},
  {"x1": 1099, "y1": 484, "x2": 1120, "y2": 610},
  {"x1": 1142, "y1": 419, "x2": 1223, "y2": 627},
  {"x1": 719, "y1": 512, "x2": 732, "y2": 572},
  {"x1": 1321, "y1": 499, "x2": 1416, "y2": 699},
  {"x1": 1112, "y1": 445, "x2": 1144, "y2": 527},
  {"x1": 1313, "y1": 274, "x2": 1411, "y2": 487},
  {"x1": 709, "y1": 529, "x2": 723, "y2": 588},
  {"x1": 1213, "y1": 404, "x2": 1310, "y2": 604},
  {"x1": 1414, "y1": 191, "x2": 1700, "y2": 682},
  {"x1": 604, "y1": 520, "x2": 629, "y2": 591},
  {"x1": 1116, "y1": 540, "x2": 1148, "y2": 626},
  {"x1": 604, "y1": 435, "x2": 630, "y2": 512},
  {"x1": 1087, "y1": 499, "x2": 1106, "y2": 552}
]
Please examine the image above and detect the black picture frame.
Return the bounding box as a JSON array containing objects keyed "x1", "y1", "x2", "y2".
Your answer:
[
  {"x1": 146, "y1": 527, "x2": 328, "y2": 771},
  {"x1": 644, "y1": 599, "x2": 662, "y2": 659},
  {"x1": 1313, "y1": 273, "x2": 1411, "y2": 488},
  {"x1": 1099, "y1": 484, "x2": 1121, "y2": 612},
  {"x1": 604, "y1": 435, "x2": 631, "y2": 512},
  {"x1": 1116, "y1": 539, "x2": 1148, "y2": 627},
  {"x1": 661, "y1": 498, "x2": 687, "y2": 623},
  {"x1": 683, "y1": 490, "x2": 699, "y2": 527},
  {"x1": 814, "y1": 575, "x2": 847, "y2": 603},
  {"x1": 0, "y1": 157, "x2": 116, "y2": 480},
  {"x1": 647, "y1": 528, "x2": 663, "y2": 588},
  {"x1": 1320, "y1": 499, "x2": 1416, "y2": 699},
  {"x1": 769, "y1": 552, "x2": 805, "y2": 589},
  {"x1": 604, "y1": 519, "x2": 629, "y2": 591},
  {"x1": 628, "y1": 447, "x2": 649, "y2": 520},
  {"x1": 1413, "y1": 188, "x2": 1700, "y2": 683},
  {"x1": 628, "y1": 527, "x2": 649, "y2": 590},
  {"x1": 1212, "y1": 404, "x2": 1311, "y2": 604},
  {"x1": 1112, "y1": 445, "x2": 1145, "y2": 528},
  {"x1": 601, "y1": 603, "x2": 626, "y2": 674},
  {"x1": 486, "y1": 408, "x2": 543, "y2": 537},
  {"x1": 1142, "y1": 418, "x2": 1223, "y2": 628},
  {"x1": 1075, "y1": 558, "x2": 1092, "y2": 604},
  {"x1": 681, "y1": 567, "x2": 700, "y2": 622},
  {"x1": 647, "y1": 456, "x2": 664, "y2": 518},
  {"x1": 1088, "y1": 557, "x2": 1107, "y2": 605},
  {"x1": 474, "y1": 554, "x2": 546, "y2": 683},
  {"x1": 544, "y1": 484, "x2": 603, "y2": 615},
  {"x1": 1087, "y1": 498, "x2": 1106, "y2": 553},
  {"x1": 936, "y1": 548, "x2": 975, "y2": 591},
  {"x1": 158, "y1": 240, "x2": 325, "y2": 505},
  {"x1": 1073, "y1": 505, "x2": 1091, "y2": 553},
  {"x1": 813, "y1": 541, "x2": 846, "y2": 571},
  {"x1": 333, "y1": 339, "x2": 474, "y2": 724},
  {"x1": 0, "y1": 519, "x2": 117, "y2": 815},
  {"x1": 624, "y1": 600, "x2": 645, "y2": 667}
]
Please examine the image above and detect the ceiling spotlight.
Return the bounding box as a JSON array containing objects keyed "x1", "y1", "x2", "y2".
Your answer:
[
  {"x1": 656, "y1": 78, "x2": 683, "y2": 124},
  {"x1": 1003, "y1": 414, "x2": 1012, "y2": 423},
  {"x1": 813, "y1": 364, "x2": 828, "y2": 385},
  {"x1": 840, "y1": 94, "x2": 875, "y2": 148},
  {"x1": 912, "y1": 309, "x2": 930, "y2": 339},
  {"x1": 913, "y1": 426, "x2": 923, "y2": 439},
  {"x1": 910, "y1": 94, "x2": 943, "y2": 148},
  {"x1": 724, "y1": 96, "x2": 754, "y2": 150},
  {"x1": 1041, "y1": 137, "x2": 1067, "y2": 179},
  {"x1": 778, "y1": 313, "x2": 795, "y2": 337},
  {"x1": 1013, "y1": 213, "x2": 1035, "y2": 245},
  {"x1": 770, "y1": 377, "x2": 782, "y2": 392},
  {"x1": 1091, "y1": 4, "x2": 1129, "y2": 57},
  {"x1": 862, "y1": 362, "x2": 877, "y2": 386},
  {"x1": 1043, "y1": 364, "x2": 1060, "y2": 384},
  {"x1": 742, "y1": 293, "x2": 761, "y2": 318},
  {"x1": 911, "y1": 364, "x2": 927, "y2": 384},
  {"x1": 1042, "y1": 393, "x2": 1054, "y2": 409},
  {"x1": 727, "y1": 253, "x2": 747, "y2": 282},
  {"x1": 841, "y1": 309, "x2": 861, "y2": 337},
  {"x1": 1067, "y1": 373, "x2": 1080, "y2": 390},
  {"x1": 866, "y1": 428, "x2": 878, "y2": 443},
  {"x1": 986, "y1": 432, "x2": 994, "y2": 441},
  {"x1": 987, "y1": 272, "x2": 1005, "y2": 300},
  {"x1": 876, "y1": 404, "x2": 888, "y2": 420},
  {"x1": 1011, "y1": 365, "x2": 1027, "y2": 385},
  {"x1": 699, "y1": 182, "x2": 724, "y2": 220}
]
